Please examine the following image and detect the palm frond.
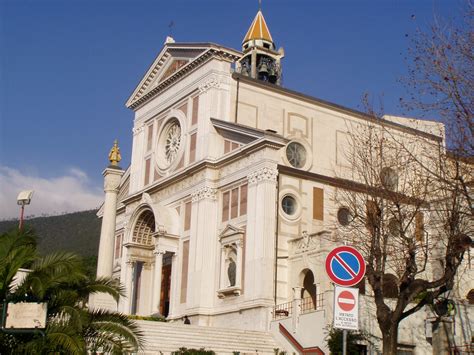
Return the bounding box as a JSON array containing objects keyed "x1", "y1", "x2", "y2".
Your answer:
[
  {"x1": 0, "y1": 230, "x2": 37, "y2": 299},
  {"x1": 16, "y1": 251, "x2": 86, "y2": 299},
  {"x1": 85, "y1": 308, "x2": 145, "y2": 351},
  {"x1": 81, "y1": 277, "x2": 125, "y2": 303}
]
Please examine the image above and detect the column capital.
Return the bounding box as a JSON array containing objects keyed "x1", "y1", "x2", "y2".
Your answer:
[
  {"x1": 191, "y1": 186, "x2": 217, "y2": 202},
  {"x1": 248, "y1": 166, "x2": 278, "y2": 185},
  {"x1": 102, "y1": 167, "x2": 125, "y2": 192},
  {"x1": 153, "y1": 249, "x2": 166, "y2": 256}
]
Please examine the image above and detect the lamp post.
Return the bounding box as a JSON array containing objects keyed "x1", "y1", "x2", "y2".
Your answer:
[{"x1": 17, "y1": 190, "x2": 34, "y2": 231}]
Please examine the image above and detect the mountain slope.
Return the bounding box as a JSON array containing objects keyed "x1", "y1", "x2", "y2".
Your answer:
[{"x1": 0, "y1": 210, "x2": 101, "y2": 257}]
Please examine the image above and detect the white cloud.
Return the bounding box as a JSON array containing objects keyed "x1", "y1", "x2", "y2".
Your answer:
[{"x1": 0, "y1": 166, "x2": 103, "y2": 220}]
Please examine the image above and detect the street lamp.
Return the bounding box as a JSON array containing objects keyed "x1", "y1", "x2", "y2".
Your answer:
[{"x1": 17, "y1": 190, "x2": 34, "y2": 231}]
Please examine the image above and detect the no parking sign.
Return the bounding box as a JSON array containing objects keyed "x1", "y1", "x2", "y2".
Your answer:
[{"x1": 325, "y1": 246, "x2": 366, "y2": 287}]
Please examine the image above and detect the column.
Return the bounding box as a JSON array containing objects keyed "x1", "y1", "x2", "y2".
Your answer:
[
  {"x1": 96, "y1": 166, "x2": 124, "y2": 278},
  {"x1": 151, "y1": 250, "x2": 164, "y2": 315},
  {"x1": 119, "y1": 259, "x2": 134, "y2": 313},
  {"x1": 235, "y1": 240, "x2": 244, "y2": 289},
  {"x1": 168, "y1": 253, "x2": 179, "y2": 318}
]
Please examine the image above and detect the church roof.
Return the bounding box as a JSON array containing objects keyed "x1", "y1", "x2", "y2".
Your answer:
[{"x1": 242, "y1": 10, "x2": 273, "y2": 44}]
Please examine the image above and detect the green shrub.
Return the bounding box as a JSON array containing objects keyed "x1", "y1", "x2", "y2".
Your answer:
[
  {"x1": 127, "y1": 314, "x2": 167, "y2": 322},
  {"x1": 172, "y1": 347, "x2": 215, "y2": 354}
]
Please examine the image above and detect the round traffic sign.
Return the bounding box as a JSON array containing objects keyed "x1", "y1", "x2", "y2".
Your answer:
[
  {"x1": 325, "y1": 246, "x2": 366, "y2": 287},
  {"x1": 338, "y1": 290, "x2": 355, "y2": 312}
]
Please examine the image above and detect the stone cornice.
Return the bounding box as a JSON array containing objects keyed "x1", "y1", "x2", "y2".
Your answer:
[{"x1": 121, "y1": 137, "x2": 285, "y2": 205}]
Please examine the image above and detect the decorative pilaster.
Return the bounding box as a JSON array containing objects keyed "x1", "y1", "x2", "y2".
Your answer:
[
  {"x1": 245, "y1": 165, "x2": 278, "y2": 302},
  {"x1": 188, "y1": 185, "x2": 218, "y2": 309},
  {"x1": 292, "y1": 286, "x2": 303, "y2": 333}
]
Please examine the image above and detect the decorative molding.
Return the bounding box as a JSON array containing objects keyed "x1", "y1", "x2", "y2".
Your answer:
[
  {"x1": 217, "y1": 286, "x2": 241, "y2": 299},
  {"x1": 191, "y1": 186, "x2": 217, "y2": 202},
  {"x1": 132, "y1": 126, "x2": 144, "y2": 135},
  {"x1": 199, "y1": 75, "x2": 220, "y2": 93},
  {"x1": 156, "y1": 224, "x2": 167, "y2": 236},
  {"x1": 248, "y1": 166, "x2": 278, "y2": 185},
  {"x1": 153, "y1": 249, "x2": 166, "y2": 256},
  {"x1": 293, "y1": 230, "x2": 331, "y2": 255}
]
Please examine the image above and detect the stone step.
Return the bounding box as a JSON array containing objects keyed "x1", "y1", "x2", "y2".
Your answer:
[{"x1": 136, "y1": 320, "x2": 282, "y2": 354}]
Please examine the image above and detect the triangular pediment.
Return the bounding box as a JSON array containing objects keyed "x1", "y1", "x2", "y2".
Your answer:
[
  {"x1": 219, "y1": 224, "x2": 244, "y2": 239},
  {"x1": 126, "y1": 43, "x2": 241, "y2": 109}
]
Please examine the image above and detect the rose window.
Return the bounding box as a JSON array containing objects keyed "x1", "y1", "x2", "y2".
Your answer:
[
  {"x1": 165, "y1": 123, "x2": 181, "y2": 164},
  {"x1": 156, "y1": 118, "x2": 184, "y2": 172}
]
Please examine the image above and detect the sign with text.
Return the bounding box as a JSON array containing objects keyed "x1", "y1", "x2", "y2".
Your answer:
[
  {"x1": 5, "y1": 302, "x2": 47, "y2": 329},
  {"x1": 333, "y1": 286, "x2": 359, "y2": 330}
]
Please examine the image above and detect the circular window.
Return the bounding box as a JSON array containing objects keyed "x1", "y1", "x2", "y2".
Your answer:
[
  {"x1": 286, "y1": 142, "x2": 307, "y2": 168},
  {"x1": 281, "y1": 195, "x2": 297, "y2": 216},
  {"x1": 157, "y1": 118, "x2": 183, "y2": 171},
  {"x1": 337, "y1": 207, "x2": 352, "y2": 226},
  {"x1": 380, "y1": 167, "x2": 398, "y2": 191}
]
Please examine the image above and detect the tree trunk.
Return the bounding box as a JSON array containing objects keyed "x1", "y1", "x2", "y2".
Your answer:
[{"x1": 381, "y1": 322, "x2": 399, "y2": 355}]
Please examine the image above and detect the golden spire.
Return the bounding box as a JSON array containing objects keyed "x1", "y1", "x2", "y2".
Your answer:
[
  {"x1": 108, "y1": 139, "x2": 122, "y2": 166},
  {"x1": 242, "y1": 9, "x2": 274, "y2": 44}
]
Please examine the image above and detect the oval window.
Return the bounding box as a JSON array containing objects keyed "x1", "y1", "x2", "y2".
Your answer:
[{"x1": 281, "y1": 195, "x2": 297, "y2": 216}]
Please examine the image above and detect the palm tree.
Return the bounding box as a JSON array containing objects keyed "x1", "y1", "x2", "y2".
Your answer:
[{"x1": 0, "y1": 229, "x2": 144, "y2": 354}]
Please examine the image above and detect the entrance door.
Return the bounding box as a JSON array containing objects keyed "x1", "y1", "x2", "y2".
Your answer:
[{"x1": 159, "y1": 253, "x2": 172, "y2": 317}]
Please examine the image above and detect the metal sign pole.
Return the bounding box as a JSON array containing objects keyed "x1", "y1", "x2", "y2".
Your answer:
[{"x1": 342, "y1": 329, "x2": 347, "y2": 355}]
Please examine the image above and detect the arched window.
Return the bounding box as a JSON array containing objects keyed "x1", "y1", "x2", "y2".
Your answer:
[{"x1": 132, "y1": 210, "x2": 155, "y2": 246}]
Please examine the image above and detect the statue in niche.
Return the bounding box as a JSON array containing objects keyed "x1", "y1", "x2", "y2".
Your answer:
[{"x1": 227, "y1": 256, "x2": 236, "y2": 287}]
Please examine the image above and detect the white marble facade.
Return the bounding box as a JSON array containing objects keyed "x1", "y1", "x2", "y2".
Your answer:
[{"x1": 92, "y1": 10, "x2": 473, "y2": 353}]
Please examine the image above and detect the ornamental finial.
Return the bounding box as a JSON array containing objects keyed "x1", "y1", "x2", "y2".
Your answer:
[{"x1": 108, "y1": 139, "x2": 122, "y2": 166}]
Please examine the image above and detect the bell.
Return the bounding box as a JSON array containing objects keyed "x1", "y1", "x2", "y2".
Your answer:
[
  {"x1": 269, "y1": 69, "x2": 278, "y2": 84},
  {"x1": 241, "y1": 66, "x2": 249, "y2": 76},
  {"x1": 259, "y1": 63, "x2": 268, "y2": 75}
]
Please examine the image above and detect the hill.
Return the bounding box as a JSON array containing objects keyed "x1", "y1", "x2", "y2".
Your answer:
[{"x1": 0, "y1": 210, "x2": 101, "y2": 258}]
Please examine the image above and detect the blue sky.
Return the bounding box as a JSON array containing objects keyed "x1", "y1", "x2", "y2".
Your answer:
[{"x1": 0, "y1": 0, "x2": 463, "y2": 218}]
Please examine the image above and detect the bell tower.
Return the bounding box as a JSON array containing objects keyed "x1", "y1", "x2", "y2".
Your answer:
[{"x1": 237, "y1": 7, "x2": 284, "y2": 85}]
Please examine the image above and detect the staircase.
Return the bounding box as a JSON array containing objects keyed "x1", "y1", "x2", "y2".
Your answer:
[{"x1": 136, "y1": 320, "x2": 282, "y2": 354}]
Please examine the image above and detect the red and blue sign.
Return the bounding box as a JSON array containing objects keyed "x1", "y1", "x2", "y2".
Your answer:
[{"x1": 325, "y1": 246, "x2": 366, "y2": 287}]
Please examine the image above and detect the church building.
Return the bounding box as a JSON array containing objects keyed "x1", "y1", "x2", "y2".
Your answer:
[{"x1": 91, "y1": 8, "x2": 473, "y2": 354}]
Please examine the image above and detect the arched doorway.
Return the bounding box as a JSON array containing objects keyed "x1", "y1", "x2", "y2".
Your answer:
[
  {"x1": 130, "y1": 209, "x2": 155, "y2": 315},
  {"x1": 300, "y1": 269, "x2": 317, "y2": 310}
]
